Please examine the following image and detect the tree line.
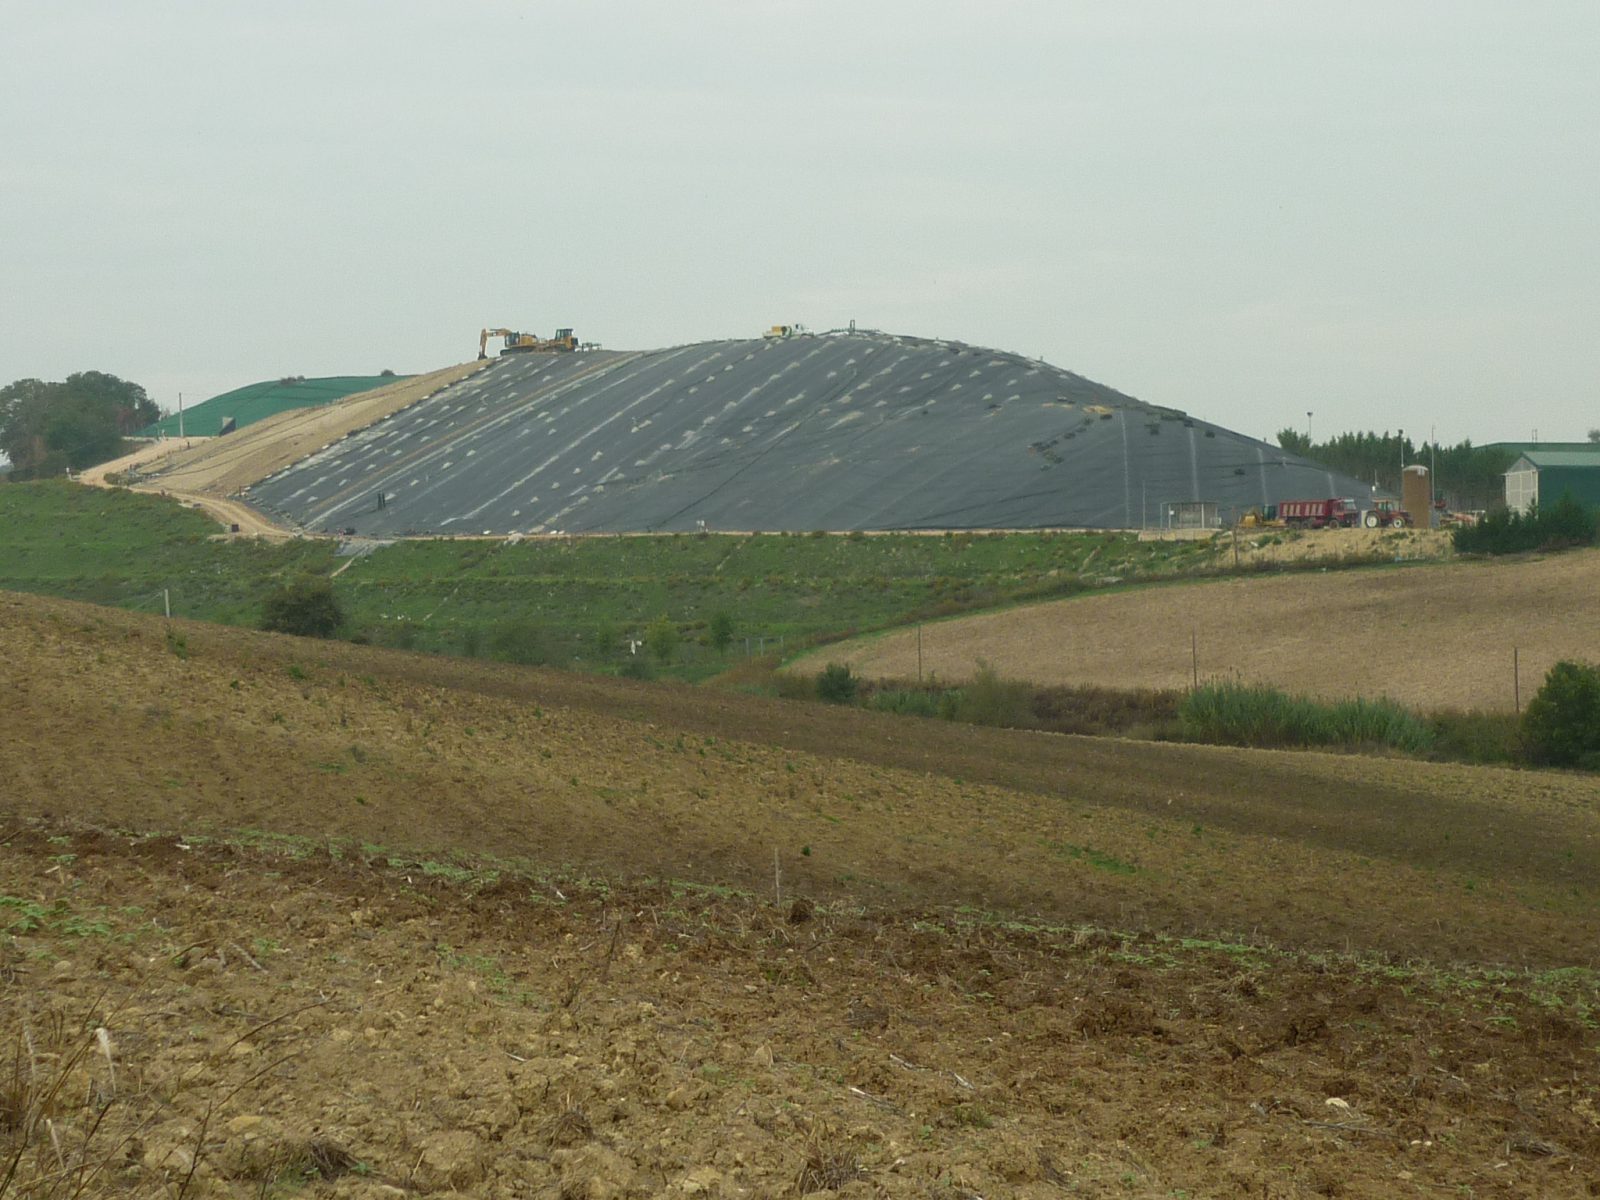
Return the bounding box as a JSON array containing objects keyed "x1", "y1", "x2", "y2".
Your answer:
[
  {"x1": 0, "y1": 372, "x2": 158, "y2": 480},
  {"x1": 1274, "y1": 428, "x2": 1522, "y2": 510}
]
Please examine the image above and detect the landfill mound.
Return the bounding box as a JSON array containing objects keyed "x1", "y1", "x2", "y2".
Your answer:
[
  {"x1": 245, "y1": 331, "x2": 1379, "y2": 535},
  {"x1": 138, "y1": 374, "x2": 407, "y2": 438}
]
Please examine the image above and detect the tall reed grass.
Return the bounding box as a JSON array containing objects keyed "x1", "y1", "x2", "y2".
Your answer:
[{"x1": 1180, "y1": 682, "x2": 1434, "y2": 753}]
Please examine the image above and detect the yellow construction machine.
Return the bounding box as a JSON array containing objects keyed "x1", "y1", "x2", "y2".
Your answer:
[{"x1": 478, "y1": 327, "x2": 578, "y2": 359}]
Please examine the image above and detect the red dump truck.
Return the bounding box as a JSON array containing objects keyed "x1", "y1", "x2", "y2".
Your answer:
[
  {"x1": 1278, "y1": 498, "x2": 1360, "y2": 528},
  {"x1": 1275, "y1": 497, "x2": 1413, "y2": 529}
]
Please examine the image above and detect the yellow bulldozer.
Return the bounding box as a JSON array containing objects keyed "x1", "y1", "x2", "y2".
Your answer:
[{"x1": 478, "y1": 327, "x2": 578, "y2": 359}]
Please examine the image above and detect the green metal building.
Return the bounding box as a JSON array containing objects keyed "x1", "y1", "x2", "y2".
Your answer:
[{"x1": 1504, "y1": 447, "x2": 1600, "y2": 514}]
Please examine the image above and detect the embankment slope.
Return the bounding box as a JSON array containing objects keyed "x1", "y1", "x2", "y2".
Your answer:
[{"x1": 6, "y1": 590, "x2": 1597, "y2": 966}]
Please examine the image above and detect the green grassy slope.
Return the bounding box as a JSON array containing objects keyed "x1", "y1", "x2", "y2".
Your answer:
[
  {"x1": 0, "y1": 481, "x2": 335, "y2": 622},
  {"x1": 137, "y1": 375, "x2": 405, "y2": 438},
  {"x1": 0, "y1": 483, "x2": 1241, "y2": 676}
]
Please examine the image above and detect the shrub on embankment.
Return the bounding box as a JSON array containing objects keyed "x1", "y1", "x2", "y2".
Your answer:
[
  {"x1": 785, "y1": 661, "x2": 1600, "y2": 770},
  {"x1": 1453, "y1": 494, "x2": 1598, "y2": 555},
  {"x1": 1521, "y1": 660, "x2": 1600, "y2": 768}
]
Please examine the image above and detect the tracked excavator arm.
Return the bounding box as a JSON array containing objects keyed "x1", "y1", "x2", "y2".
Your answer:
[{"x1": 478, "y1": 328, "x2": 514, "y2": 360}]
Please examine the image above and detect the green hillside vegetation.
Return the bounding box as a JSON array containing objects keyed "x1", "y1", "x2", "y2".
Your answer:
[
  {"x1": 138, "y1": 374, "x2": 405, "y2": 438},
  {"x1": 0, "y1": 481, "x2": 335, "y2": 621},
  {"x1": 0, "y1": 482, "x2": 1236, "y2": 679},
  {"x1": 9, "y1": 480, "x2": 1593, "y2": 772}
]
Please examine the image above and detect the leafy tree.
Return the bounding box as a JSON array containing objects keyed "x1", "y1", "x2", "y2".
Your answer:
[
  {"x1": 646, "y1": 615, "x2": 680, "y2": 664},
  {"x1": 0, "y1": 371, "x2": 158, "y2": 479},
  {"x1": 1521, "y1": 660, "x2": 1600, "y2": 768},
  {"x1": 260, "y1": 577, "x2": 344, "y2": 638},
  {"x1": 708, "y1": 609, "x2": 735, "y2": 653},
  {"x1": 1274, "y1": 428, "x2": 1312, "y2": 458},
  {"x1": 1589, "y1": 428, "x2": 1600, "y2": 444}
]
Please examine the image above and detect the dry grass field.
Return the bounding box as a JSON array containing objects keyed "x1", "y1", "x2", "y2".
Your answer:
[
  {"x1": 793, "y1": 548, "x2": 1600, "y2": 713},
  {"x1": 4, "y1": 592, "x2": 1599, "y2": 1196}
]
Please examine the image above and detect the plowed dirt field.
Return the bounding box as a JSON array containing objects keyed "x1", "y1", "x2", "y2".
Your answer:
[
  {"x1": 4, "y1": 592, "x2": 1598, "y2": 1197},
  {"x1": 793, "y1": 549, "x2": 1600, "y2": 713}
]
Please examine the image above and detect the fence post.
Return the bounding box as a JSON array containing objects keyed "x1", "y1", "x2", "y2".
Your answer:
[
  {"x1": 1514, "y1": 647, "x2": 1520, "y2": 713},
  {"x1": 1191, "y1": 630, "x2": 1198, "y2": 690}
]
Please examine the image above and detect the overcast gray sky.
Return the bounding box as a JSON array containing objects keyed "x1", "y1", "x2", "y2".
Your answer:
[{"x1": 4, "y1": 0, "x2": 1596, "y2": 445}]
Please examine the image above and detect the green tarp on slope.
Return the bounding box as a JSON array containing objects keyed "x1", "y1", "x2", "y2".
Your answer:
[{"x1": 138, "y1": 375, "x2": 407, "y2": 438}]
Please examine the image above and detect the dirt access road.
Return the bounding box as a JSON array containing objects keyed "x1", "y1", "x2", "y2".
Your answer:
[
  {"x1": 795, "y1": 548, "x2": 1600, "y2": 713},
  {"x1": 4, "y1": 591, "x2": 1598, "y2": 1196},
  {"x1": 81, "y1": 362, "x2": 486, "y2": 537}
]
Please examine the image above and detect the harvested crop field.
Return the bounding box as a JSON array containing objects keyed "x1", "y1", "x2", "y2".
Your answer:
[
  {"x1": 5, "y1": 591, "x2": 1600, "y2": 1195},
  {"x1": 795, "y1": 548, "x2": 1600, "y2": 713}
]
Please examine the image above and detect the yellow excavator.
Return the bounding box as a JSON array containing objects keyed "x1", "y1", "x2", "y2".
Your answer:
[{"x1": 478, "y1": 327, "x2": 578, "y2": 359}]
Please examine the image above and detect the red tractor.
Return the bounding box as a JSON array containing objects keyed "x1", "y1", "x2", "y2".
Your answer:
[{"x1": 1360, "y1": 499, "x2": 1412, "y2": 528}]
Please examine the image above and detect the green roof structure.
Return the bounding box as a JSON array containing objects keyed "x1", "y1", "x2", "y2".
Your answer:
[
  {"x1": 138, "y1": 375, "x2": 406, "y2": 438},
  {"x1": 1505, "y1": 447, "x2": 1600, "y2": 513},
  {"x1": 1483, "y1": 441, "x2": 1597, "y2": 455},
  {"x1": 1509, "y1": 449, "x2": 1600, "y2": 469}
]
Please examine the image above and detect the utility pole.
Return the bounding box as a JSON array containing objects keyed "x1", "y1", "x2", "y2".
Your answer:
[
  {"x1": 178, "y1": 393, "x2": 184, "y2": 440},
  {"x1": 1306, "y1": 411, "x2": 1313, "y2": 441},
  {"x1": 1430, "y1": 424, "x2": 1437, "y2": 519}
]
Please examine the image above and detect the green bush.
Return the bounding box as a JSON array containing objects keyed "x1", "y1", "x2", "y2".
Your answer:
[
  {"x1": 708, "y1": 610, "x2": 735, "y2": 652},
  {"x1": 260, "y1": 576, "x2": 343, "y2": 638},
  {"x1": 1179, "y1": 682, "x2": 1433, "y2": 753},
  {"x1": 867, "y1": 688, "x2": 942, "y2": 718},
  {"x1": 1453, "y1": 494, "x2": 1598, "y2": 555},
  {"x1": 619, "y1": 653, "x2": 654, "y2": 680},
  {"x1": 489, "y1": 616, "x2": 546, "y2": 665},
  {"x1": 816, "y1": 662, "x2": 858, "y2": 704},
  {"x1": 945, "y1": 661, "x2": 1037, "y2": 729},
  {"x1": 1427, "y1": 710, "x2": 1521, "y2": 765},
  {"x1": 646, "y1": 615, "x2": 680, "y2": 664},
  {"x1": 1521, "y1": 660, "x2": 1600, "y2": 768}
]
